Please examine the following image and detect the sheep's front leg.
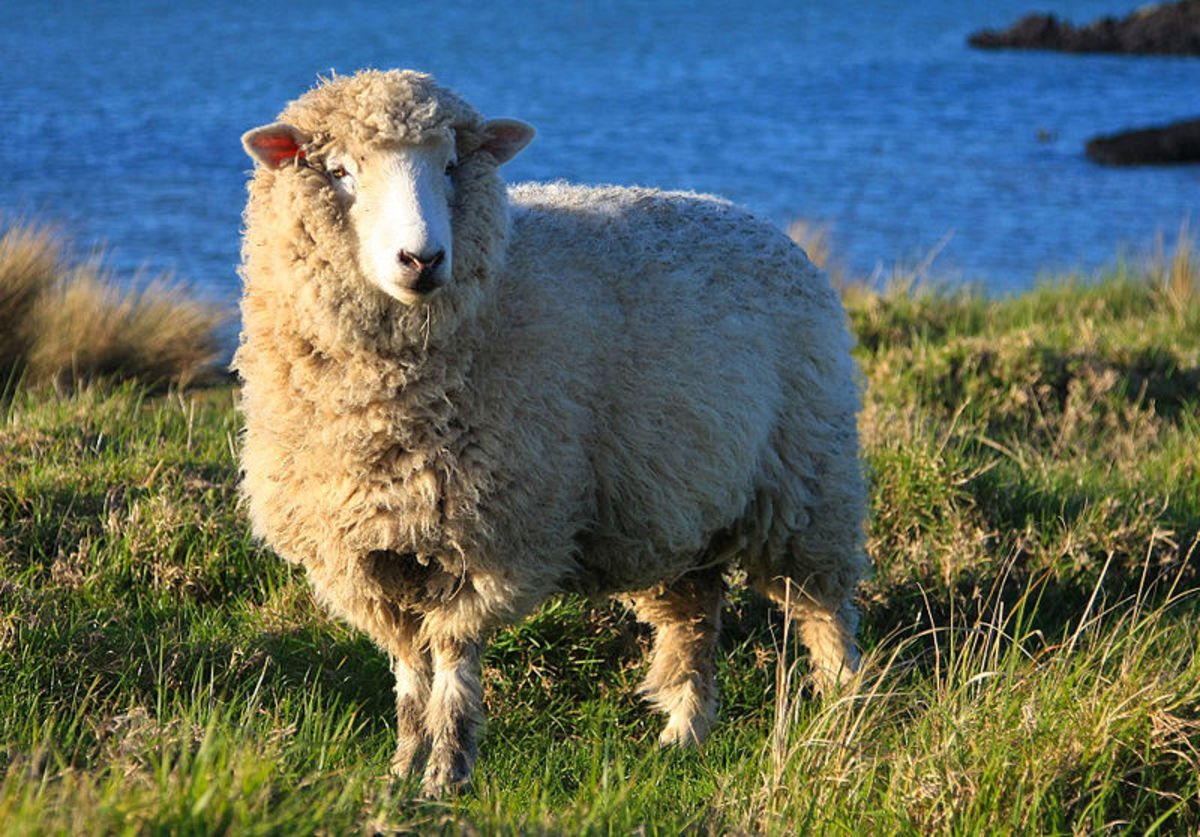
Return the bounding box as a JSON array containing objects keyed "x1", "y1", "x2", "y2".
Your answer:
[
  {"x1": 390, "y1": 647, "x2": 432, "y2": 778},
  {"x1": 420, "y1": 636, "x2": 484, "y2": 796}
]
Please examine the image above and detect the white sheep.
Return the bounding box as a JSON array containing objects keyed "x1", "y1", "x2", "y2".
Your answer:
[{"x1": 236, "y1": 69, "x2": 867, "y2": 796}]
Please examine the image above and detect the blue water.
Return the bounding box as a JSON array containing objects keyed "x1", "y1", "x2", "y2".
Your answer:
[{"x1": 3, "y1": 0, "x2": 1198, "y2": 314}]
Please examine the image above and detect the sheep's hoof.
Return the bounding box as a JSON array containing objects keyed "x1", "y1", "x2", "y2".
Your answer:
[
  {"x1": 390, "y1": 736, "x2": 427, "y2": 779},
  {"x1": 809, "y1": 660, "x2": 858, "y2": 697},
  {"x1": 657, "y1": 713, "x2": 712, "y2": 748},
  {"x1": 419, "y1": 757, "x2": 472, "y2": 798}
]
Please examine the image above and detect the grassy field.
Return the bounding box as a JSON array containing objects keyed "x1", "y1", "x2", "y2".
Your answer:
[{"x1": 1, "y1": 224, "x2": 1199, "y2": 834}]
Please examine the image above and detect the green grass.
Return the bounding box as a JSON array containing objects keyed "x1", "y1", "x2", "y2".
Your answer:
[{"x1": 2, "y1": 237, "x2": 1200, "y2": 833}]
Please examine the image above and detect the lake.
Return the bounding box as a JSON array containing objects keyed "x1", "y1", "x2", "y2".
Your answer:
[{"x1": 3, "y1": 0, "x2": 1198, "y2": 312}]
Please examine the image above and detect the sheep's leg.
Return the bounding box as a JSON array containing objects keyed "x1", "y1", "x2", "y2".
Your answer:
[
  {"x1": 629, "y1": 567, "x2": 724, "y2": 746},
  {"x1": 757, "y1": 575, "x2": 859, "y2": 693},
  {"x1": 420, "y1": 636, "x2": 484, "y2": 796},
  {"x1": 374, "y1": 606, "x2": 432, "y2": 778},
  {"x1": 390, "y1": 646, "x2": 432, "y2": 778}
]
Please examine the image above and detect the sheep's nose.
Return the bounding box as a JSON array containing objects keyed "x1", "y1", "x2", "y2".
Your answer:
[
  {"x1": 398, "y1": 248, "x2": 446, "y2": 293},
  {"x1": 398, "y1": 248, "x2": 445, "y2": 273}
]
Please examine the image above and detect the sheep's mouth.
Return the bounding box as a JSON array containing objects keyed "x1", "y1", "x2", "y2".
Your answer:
[
  {"x1": 387, "y1": 279, "x2": 445, "y2": 306},
  {"x1": 388, "y1": 270, "x2": 446, "y2": 304},
  {"x1": 408, "y1": 273, "x2": 442, "y2": 295}
]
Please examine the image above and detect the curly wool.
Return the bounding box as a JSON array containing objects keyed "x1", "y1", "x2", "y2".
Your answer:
[{"x1": 237, "y1": 67, "x2": 866, "y2": 634}]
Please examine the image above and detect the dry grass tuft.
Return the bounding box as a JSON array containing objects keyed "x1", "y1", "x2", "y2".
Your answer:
[
  {"x1": 28, "y1": 266, "x2": 224, "y2": 390},
  {"x1": 0, "y1": 221, "x2": 61, "y2": 383},
  {"x1": 786, "y1": 219, "x2": 835, "y2": 272},
  {"x1": 0, "y1": 219, "x2": 224, "y2": 391},
  {"x1": 787, "y1": 219, "x2": 853, "y2": 291},
  {"x1": 1148, "y1": 221, "x2": 1199, "y2": 314}
]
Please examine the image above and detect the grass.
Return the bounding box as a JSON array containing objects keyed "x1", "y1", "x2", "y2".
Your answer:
[
  {"x1": 1, "y1": 225, "x2": 1199, "y2": 833},
  {"x1": 0, "y1": 220, "x2": 224, "y2": 392}
]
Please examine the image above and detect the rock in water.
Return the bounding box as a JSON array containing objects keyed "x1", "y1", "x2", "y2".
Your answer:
[
  {"x1": 969, "y1": 1, "x2": 1200, "y2": 55},
  {"x1": 1086, "y1": 118, "x2": 1200, "y2": 165}
]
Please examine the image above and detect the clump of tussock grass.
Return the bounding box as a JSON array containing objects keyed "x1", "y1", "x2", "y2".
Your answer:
[
  {"x1": 0, "y1": 219, "x2": 224, "y2": 391},
  {"x1": 28, "y1": 267, "x2": 224, "y2": 391},
  {"x1": 0, "y1": 222, "x2": 59, "y2": 385},
  {"x1": 791, "y1": 223, "x2": 995, "y2": 358},
  {"x1": 786, "y1": 219, "x2": 842, "y2": 287},
  {"x1": 1147, "y1": 221, "x2": 1199, "y2": 316}
]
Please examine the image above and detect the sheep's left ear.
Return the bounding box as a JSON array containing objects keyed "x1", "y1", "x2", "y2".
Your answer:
[
  {"x1": 480, "y1": 119, "x2": 535, "y2": 165},
  {"x1": 242, "y1": 122, "x2": 310, "y2": 169}
]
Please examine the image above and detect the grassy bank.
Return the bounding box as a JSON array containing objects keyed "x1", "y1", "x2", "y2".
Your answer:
[{"x1": 1, "y1": 234, "x2": 1199, "y2": 833}]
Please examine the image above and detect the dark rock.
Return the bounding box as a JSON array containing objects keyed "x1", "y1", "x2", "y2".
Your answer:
[
  {"x1": 1086, "y1": 118, "x2": 1200, "y2": 165},
  {"x1": 969, "y1": 1, "x2": 1200, "y2": 55}
]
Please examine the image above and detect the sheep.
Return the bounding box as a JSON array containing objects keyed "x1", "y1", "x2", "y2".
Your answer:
[{"x1": 235, "y1": 69, "x2": 867, "y2": 796}]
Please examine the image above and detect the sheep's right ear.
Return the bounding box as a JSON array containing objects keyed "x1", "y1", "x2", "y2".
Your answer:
[
  {"x1": 480, "y1": 119, "x2": 536, "y2": 165},
  {"x1": 242, "y1": 122, "x2": 310, "y2": 169}
]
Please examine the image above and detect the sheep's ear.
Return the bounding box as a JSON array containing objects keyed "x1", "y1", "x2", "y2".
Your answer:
[
  {"x1": 242, "y1": 122, "x2": 310, "y2": 169},
  {"x1": 480, "y1": 119, "x2": 535, "y2": 165}
]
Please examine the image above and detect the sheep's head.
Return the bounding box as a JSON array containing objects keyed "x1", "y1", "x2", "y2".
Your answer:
[{"x1": 241, "y1": 71, "x2": 534, "y2": 308}]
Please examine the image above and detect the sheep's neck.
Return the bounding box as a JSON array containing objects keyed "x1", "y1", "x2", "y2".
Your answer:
[{"x1": 323, "y1": 334, "x2": 475, "y2": 453}]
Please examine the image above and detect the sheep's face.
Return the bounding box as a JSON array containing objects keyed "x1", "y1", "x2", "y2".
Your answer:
[
  {"x1": 328, "y1": 134, "x2": 458, "y2": 305},
  {"x1": 244, "y1": 116, "x2": 536, "y2": 307}
]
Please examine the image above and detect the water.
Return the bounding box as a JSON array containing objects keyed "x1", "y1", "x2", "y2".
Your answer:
[{"x1": 3, "y1": 0, "x2": 1197, "y2": 315}]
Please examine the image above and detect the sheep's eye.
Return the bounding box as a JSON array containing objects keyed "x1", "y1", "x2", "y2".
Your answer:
[
  {"x1": 329, "y1": 166, "x2": 348, "y2": 180},
  {"x1": 444, "y1": 161, "x2": 457, "y2": 176}
]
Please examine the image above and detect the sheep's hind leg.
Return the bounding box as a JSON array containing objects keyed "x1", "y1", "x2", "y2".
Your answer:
[
  {"x1": 420, "y1": 636, "x2": 484, "y2": 796},
  {"x1": 629, "y1": 566, "x2": 724, "y2": 747},
  {"x1": 756, "y1": 575, "x2": 859, "y2": 694}
]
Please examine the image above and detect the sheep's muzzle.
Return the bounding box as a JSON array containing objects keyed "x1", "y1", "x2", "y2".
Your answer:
[{"x1": 397, "y1": 249, "x2": 446, "y2": 295}]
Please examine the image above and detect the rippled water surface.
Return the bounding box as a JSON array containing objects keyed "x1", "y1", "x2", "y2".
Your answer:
[{"x1": 3, "y1": 0, "x2": 1198, "y2": 305}]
